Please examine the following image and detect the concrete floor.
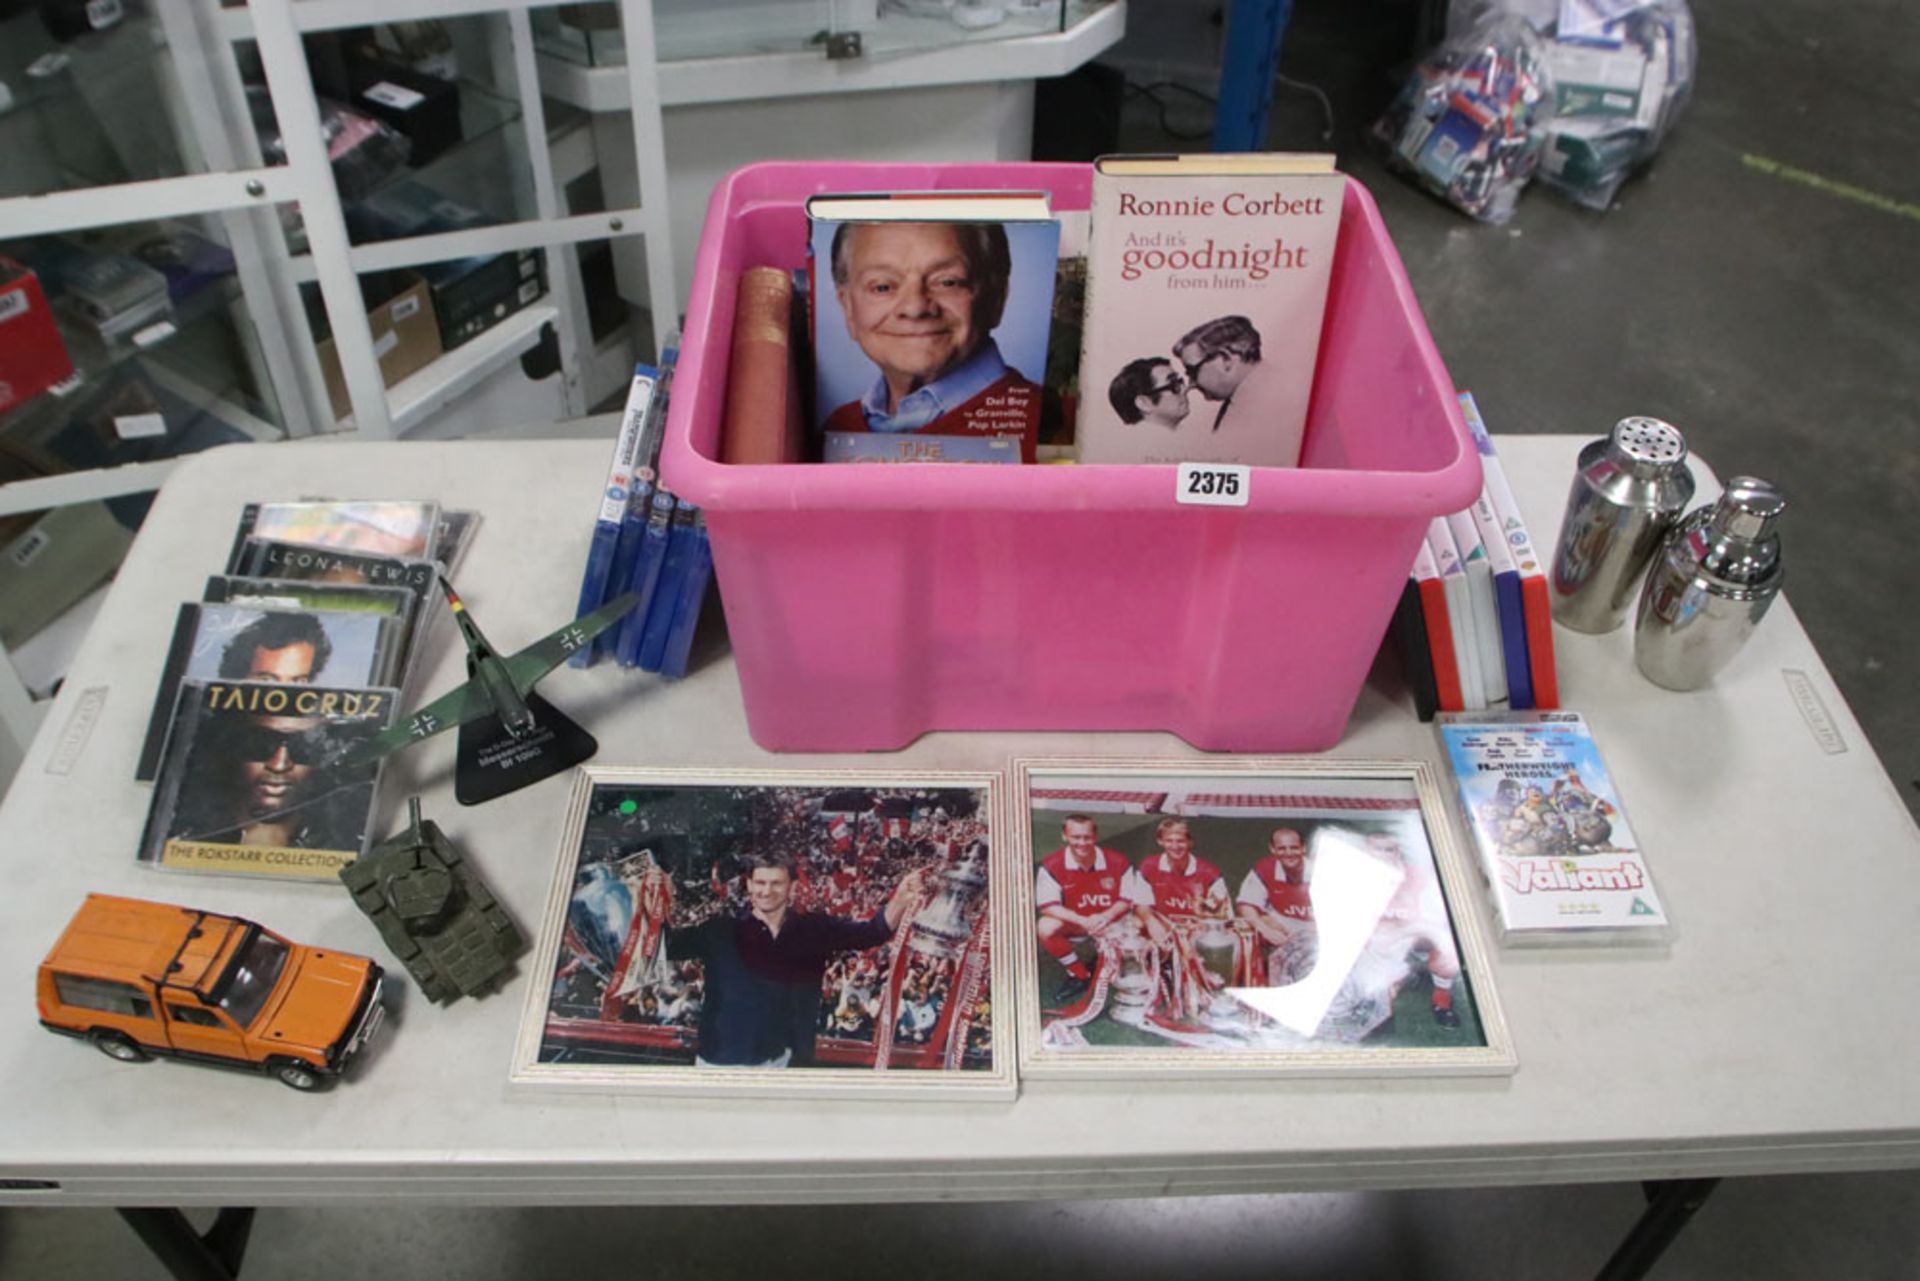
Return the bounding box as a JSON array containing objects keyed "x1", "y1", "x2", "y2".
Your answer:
[
  {"x1": 6, "y1": 0, "x2": 1916, "y2": 1276},
  {"x1": 6, "y1": 1172, "x2": 1920, "y2": 1280}
]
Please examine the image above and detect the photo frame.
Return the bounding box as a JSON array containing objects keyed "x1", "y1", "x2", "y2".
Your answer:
[
  {"x1": 1013, "y1": 757, "x2": 1514, "y2": 1078},
  {"x1": 512, "y1": 766, "x2": 1014, "y2": 1100}
]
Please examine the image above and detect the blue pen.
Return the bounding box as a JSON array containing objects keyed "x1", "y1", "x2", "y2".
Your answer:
[{"x1": 570, "y1": 364, "x2": 655, "y2": 667}]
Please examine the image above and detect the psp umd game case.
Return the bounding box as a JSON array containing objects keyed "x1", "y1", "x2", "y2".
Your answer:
[{"x1": 1437, "y1": 711, "x2": 1672, "y2": 945}]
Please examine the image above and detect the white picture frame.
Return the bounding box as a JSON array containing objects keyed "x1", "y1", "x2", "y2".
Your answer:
[
  {"x1": 1013, "y1": 757, "x2": 1515, "y2": 1079},
  {"x1": 512, "y1": 766, "x2": 1015, "y2": 1100}
]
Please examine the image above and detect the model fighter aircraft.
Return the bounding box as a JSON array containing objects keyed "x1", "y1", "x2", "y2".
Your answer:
[{"x1": 337, "y1": 580, "x2": 640, "y2": 804}]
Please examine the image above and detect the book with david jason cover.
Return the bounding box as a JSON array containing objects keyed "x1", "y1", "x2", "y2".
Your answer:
[{"x1": 807, "y1": 191, "x2": 1060, "y2": 464}]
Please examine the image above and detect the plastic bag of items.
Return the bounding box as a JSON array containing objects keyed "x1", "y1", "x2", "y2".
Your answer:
[
  {"x1": 1373, "y1": 13, "x2": 1556, "y2": 225},
  {"x1": 1535, "y1": 0, "x2": 1696, "y2": 209}
]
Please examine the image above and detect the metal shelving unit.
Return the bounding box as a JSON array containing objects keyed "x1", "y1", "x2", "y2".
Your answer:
[
  {"x1": 0, "y1": 0, "x2": 681, "y2": 775},
  {"x1": 0, "y1": 0, "x2": 1123, "y2": 779}
]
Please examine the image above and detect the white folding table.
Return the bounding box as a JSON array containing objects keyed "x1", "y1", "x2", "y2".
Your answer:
[{"x1": 2, "y1": 437, "x2": 1914, "y2": 1279}]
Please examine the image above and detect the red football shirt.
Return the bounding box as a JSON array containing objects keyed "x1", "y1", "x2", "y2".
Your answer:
[
  {"x1": 1129, "y1": 852, "x2": 1228, "y2": 917},
  {"x1": 1240, "y1": 855, "x2": 1315, "y2": 923},
  {"x1": 1036, "y1": 847, "x2": 1130, "y2": 916}
]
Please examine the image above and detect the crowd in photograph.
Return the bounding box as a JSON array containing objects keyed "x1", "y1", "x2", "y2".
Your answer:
[{"x1": 563, "y1": 787, "x2": 993, "y2": 1064}]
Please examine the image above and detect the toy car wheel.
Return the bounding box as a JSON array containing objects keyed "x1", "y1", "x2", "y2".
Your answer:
[
  {"x1": 270, "y1": 1060, "x2": 329, "y2": 1092},
  {"x1": 88, "y1": 1030, "x2": 149, "y2": 1063}
]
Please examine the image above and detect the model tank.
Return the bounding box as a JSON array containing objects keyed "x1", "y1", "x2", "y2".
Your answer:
[{"x1": 339, "y1": 797, "x2": 523, "y2": 1003}]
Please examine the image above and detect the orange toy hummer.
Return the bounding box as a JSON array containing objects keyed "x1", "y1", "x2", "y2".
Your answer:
[{"x1": 37, "y1": 894, "x2": 385, "y2": 1091}]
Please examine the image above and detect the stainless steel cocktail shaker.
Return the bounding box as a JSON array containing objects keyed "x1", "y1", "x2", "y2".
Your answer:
[
  {"x1": 1633, "y1": 478, "x2": 1787, "y2": 691},
  {"x1": 1550, "y1": 417, "x2": 1697, "y2": 633}
]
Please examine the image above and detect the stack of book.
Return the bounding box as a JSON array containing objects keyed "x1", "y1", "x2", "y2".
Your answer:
[
  {"x1": 569, "y1": 340, "x2": 712, "y2": 680},
  {"x1": 1392, "y1": 393, "x2": 1559, "y2": 720},
  {"x1": 135, "y1": 500, "x2": 476, "y2": 880},
  {"x1": 707, "y1": 152, "x2": 1348, "y2": 472}
]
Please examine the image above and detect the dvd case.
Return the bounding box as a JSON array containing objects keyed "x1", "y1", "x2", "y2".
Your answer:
[
  {"x1": 1436, "y1": 711, "x2": 1671, "y2": 945},
  {"x1": 139, "y1": 679, "x2": 399, "y2": 881}
]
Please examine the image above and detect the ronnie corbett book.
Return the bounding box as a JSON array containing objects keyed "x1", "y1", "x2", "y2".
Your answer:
[
  {"x1": 807, "y1": 190, "x2": 1060, "y2": 464},
  {"x1": 1076, "y1": 154, "x2": 1344, "y2": 468}
]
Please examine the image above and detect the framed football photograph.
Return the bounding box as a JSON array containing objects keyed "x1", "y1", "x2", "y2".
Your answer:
[
  {"x1": 512, "y1": 767, "x2": 1015, "y2": 1100},
  {"x1": 1012, "y1": 758, "x2": 1514, "y2": 1078}
]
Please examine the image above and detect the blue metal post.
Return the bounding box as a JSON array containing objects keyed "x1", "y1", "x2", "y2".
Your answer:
[{"x1": 1212, "y1": 0, "x2": 1296, "y2": 152}]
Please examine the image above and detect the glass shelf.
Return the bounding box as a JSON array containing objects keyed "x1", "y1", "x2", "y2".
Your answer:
[
  {"x1": 0, "y1": 5, "x2": 282, "y2": 198},
  {"x1": 2, "y1": 219, "x2": 286, "y2": 484},
  {"x1": 0, "y1": 212, "x2": 283, "y2": 654},
  {"x1": 529, "y1": 0, "x2": 1098, "y2": 66},
  {"x1": 355, "y1": 75, "x2": 535, "y2": 239},
  {"x1": 276, "y1": 74, "x2": 542, "y2": 258},
  {"x1": 530, "y1": 4, "x2": 627, "y2": 67}
]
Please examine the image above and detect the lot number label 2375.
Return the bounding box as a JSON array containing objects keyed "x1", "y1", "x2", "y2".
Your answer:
[{"x1": 1175, "y1": 463, "x2": 1251, "y2": 507}]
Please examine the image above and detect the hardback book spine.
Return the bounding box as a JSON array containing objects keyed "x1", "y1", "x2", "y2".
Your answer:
[
  {"x1": 1412, "y1": 536, "x2": 1464, "y2": 712},
  {"x1": 1429, "y1": 518, "x2": 1487, "y2": 712},
  {"x1": 721, "y1": 267, "x2": 802, "y2": 465},
  {"x1": 1040, "y1": 208, "x2": 1092, "y2": 458},
  {"x1": 1516, "y1": 548, "x2": 1559, "y2": 708},
  {"x1": 1459, "y1": 393, "x2": 1561, "y2": 708},
  {"x1": 1470, "y1": 483, "x2": 1534, "y2": 709},
  {"x1": 1447, "y1": 509, "x2": 1510, "y2": 710},
  {"x1": 1392, "y1": 574, "x2": 1440, "y2": 721},
  {"x1": 1076, "y1": 163, "x2": 1343, "y2": 466}
]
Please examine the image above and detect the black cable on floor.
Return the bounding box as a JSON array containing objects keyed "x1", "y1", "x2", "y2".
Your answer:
[{"x1": 1123, "y1": 74, "x2": 1336, "y2": 146}]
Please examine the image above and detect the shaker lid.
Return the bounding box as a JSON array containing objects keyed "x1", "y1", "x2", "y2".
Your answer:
[
  {"x1": 1712, "y1": 476, "x2": 1787, "y2": 541},
  {"x1": 1607, "y1": 417, "x2": 1689, "y2": 473}
]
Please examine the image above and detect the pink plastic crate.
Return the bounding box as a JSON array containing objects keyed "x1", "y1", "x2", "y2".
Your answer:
[{"x1": 662, "y1": 161, "x2": 1481, "y2": 752}]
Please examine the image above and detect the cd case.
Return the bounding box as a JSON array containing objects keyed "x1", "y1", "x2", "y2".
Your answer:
[
  {"x1": 224, "y1": 499, "x2": 443, "y2": 569},
  {"x1": 135, "y1": 600, "x2": 404, "y2": 782},
  {"x1": 1436, "y1": 711, "x2": 1672, "y2": 945},
  {"x1": 138, "y1": 679, "x2": 398, "y2": 881}
]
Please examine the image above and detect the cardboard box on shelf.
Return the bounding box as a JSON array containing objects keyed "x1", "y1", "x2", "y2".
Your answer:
[
  {"x1": 308, "y1": 276, "x2": 444, "y2": 421},
  {"x1": 345, "y1": 182, "x2": 548, "y2": 351},
  {"x1": 0, "y1": 501, "x2": 136, "y2": 651},
  {"x1": 419, "y1": 246, "x2": 546, "y2": 351}
]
